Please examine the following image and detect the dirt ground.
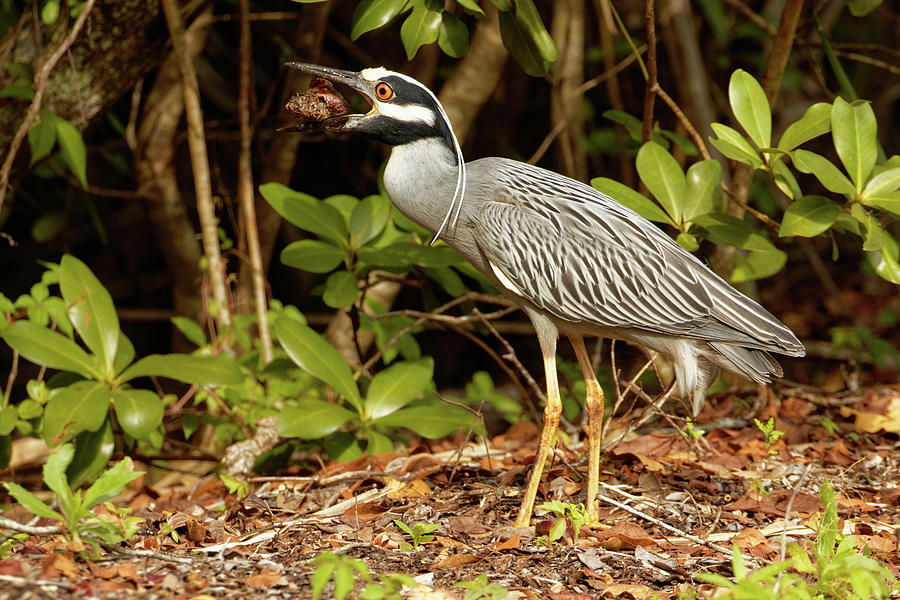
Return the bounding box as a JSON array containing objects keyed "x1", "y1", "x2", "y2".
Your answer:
[{"x1": 2, "y1": 384, "x2": 900, "y2": 599}]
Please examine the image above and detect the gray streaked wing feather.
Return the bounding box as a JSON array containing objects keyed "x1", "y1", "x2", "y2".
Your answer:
[{"x1": 472, "y1": 159, "x2": 804, "y2": 355}]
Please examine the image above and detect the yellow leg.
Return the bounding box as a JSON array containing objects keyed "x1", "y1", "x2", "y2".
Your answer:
[
  {"x1": 569, "y1": 335, "x2": 604, "y2": 522},
  {"x1": 513, "y1": 350, "x2": 562, "y2": 528}
]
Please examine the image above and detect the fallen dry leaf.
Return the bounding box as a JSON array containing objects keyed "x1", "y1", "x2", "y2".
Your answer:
[{"x1": 245, "y1": 570, "x2": 283, "y2": 587}]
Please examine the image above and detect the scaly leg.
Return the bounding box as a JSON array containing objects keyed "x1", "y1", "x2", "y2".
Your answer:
[
  {"x1": 569, "y1": 335, "x2": 604, "y2": 522},
  {"x1": 513, "y1": 346, "x2": 562, "y2": 528}
]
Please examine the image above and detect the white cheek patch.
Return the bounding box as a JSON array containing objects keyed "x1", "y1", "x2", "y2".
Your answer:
[
  {"x1": 489, "y1": 260, "x2": 525, "y2": 297},
  {"x1": 375, "y1": 101, "x2": 436, "y2": 126}
]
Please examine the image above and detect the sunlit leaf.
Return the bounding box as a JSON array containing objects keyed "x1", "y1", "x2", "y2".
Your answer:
[
  {"x1": 281, "y1": 239, "x2": 345, "y2": 273},
  {"x1": 778, "y1": 195, "x2": 841, "y2": 238},
  {"x1": 438, "y1": 12, "x2": 469, "y2": 58},
  {"x1": 513, "y1": 0, "x2": 559, "y2": 63},
  {"x1": 729, "y1": 69, "x2": 771, "y2": 149},
  {"x1": 590, "y1": 178, "x2": 673, "y2": 225},
  {"x1": 400, "y1": 3, "x2": 442, "y2": 60},
  {"x1": 350, "y1": 195, "x2": 391, "y2": 249},
  {"x1": 52, "y1": 114, "x2": 87, "y2": 186},
  {"x1": 323, "y1": 271, "x2": 359, "y2": 309},
  {"x1": 863, "y1": 167, "x2": 900, "y2": 197},
  {"x1": 170, "y1": 316, "x2": 207, "y2": 347},
  {"x1": 635, "y1": 141, "x2": 685, "y2": 223},
  {"x1": 59, "y1": 255, "x2": 119, "y2": 375},
  {"x1": 498, "y1": 8, "x2": 548, "y2": 77},
  {"x1": 374, "y1": 404, "x2": 473, "y2": 438},
  {"x1": 119, "y1": 354, "x2": 242, "y2": 386},
  {"x1": 43, "y1": 381, "x2": 111, "y2": 443},
  {"x1": 862, "y1": 192, "x2": 900, "y2": 219},
  {"x1": 366, "y1": 357, "x2": 433, "y2": 420},
  {"x1": 683, "y1": 160, "x2": 722, "y2": 221},
  {"x1": 692, "y1": 213, "x2": 775, "y2": 251},
  {"x1": 731, "y1": 249, "x2": 787, "y2": 283},
  {"x1": 777, "y1": 102, "x2": 832, "y2": 152},
  {"x1": 279, "y1": 398, "x2": 355, "y2": 439},
  {"x1": 112, "y1": 388, "x2": 164, "y2": 440},
  {"x1": 66, "y1": 420, "x2": 114, "y2": 488},
  {"x1": 260, "y1": 183, "x2": 348, "y2": 246},
  {"x1": 831, "y1": 97, "x2": 877, "y2": 192},
  {"x1": 791, "y1": 149, "x2": 856, "y2": 196},
  {"x1": 0, "y1": 321, "x2": 97, "y2": 379},
  {"x1": 847, "y1": 0, "x2": 882, "y2": 16},
  {"x1": 351, "y1": 0, "x2": 408, "y2": 40},
  {"x1": 709, "y1": 123, "x2": 763, "y2": 168},
  {"x1": 28, "y1": 109, "x2": 56, "y2": 164}
]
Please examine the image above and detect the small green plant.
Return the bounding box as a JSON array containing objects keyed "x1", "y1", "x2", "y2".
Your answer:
[
  {"x1": 683, "y1": 417, "x2": 705, "y2": 441},
  {"x1": 310, "y1": 552, "x2": 413, "y2": 600},
  {"x1": 819, "y1": 417, "x2": 840, "y2": 437},
  {"x1": 219, "y1": 473, "x2": 250, "y2": 498},
  {"x1": 455, "y1": 573, "x2": 508, "y2": 600},
  {"x1": 393, "y1": 519, "x2": 438, "y2": 552},
  {"x1": 537, "y1": 500, "x2": 590, "y2": 544},
  {"x1": 748, "y1": 478, "x2": 769, "y2": 497},
  {"x1": 754, "y1": 417, "x2": 785, "y2": 454},
  {"x1": 698, "y1": 478, "x2": 895, "y2": 599},
  {"x1": 3, "y1": 444, "x2": 143, "y2": 551},
  {"x1": 465, "y1": 371, "x2": 523, "y2": 423},
  {"x1": 0, "y1": 533, "x2": 29, "y2": 559}
]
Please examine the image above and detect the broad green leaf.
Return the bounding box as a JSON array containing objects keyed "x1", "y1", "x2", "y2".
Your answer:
[
  {"x1": 862, "y1": 192, "x2": 900, "y2": 219},
  {"x1": 635, "y1": 141, "x2": 685, "y2": 223},
  {"x1": 777, "y1": 102, "x2": 832, "y2": 151},
  {"x1": 279, "y1": 398, "x2": 355, "y2": 439},
  {"x1": 873, "y1": 249, "x2": 900, "y2": 284},
  {"x1": 273, "y1": 318, "x2": 363, "y2": 412},
  {"x1": 779, "y1": 195, "x2": 841, "y2": 238},
  {"x1": 731, "y1": 249, "x2": 787, "y2": 283},
  {"x1": 119, "y1": 354, "x2": 242, "y2": 386},
  {"x1": 281, "y1": 239, "x2": 345, "y2": 273},
  {"x1": 82, "y1": 456, "x2": 142, "y2": 510},
  {"x1": 31, "y1": 211, "x2": 65, "y2": 242},
  {"x1": 676, "y1": 232, "x2": 700, "y2": 252},
  {"x1": 847, "y1": 0, "x2": 882, "y2": 16},
  {"x1": 0, "y1": 405, "x2": 16, "y2": 435},
  {"x1": 113, "y1": 333, "x2": 135, "y2": 376},
  {"x1": 43, "y1": 381, "x2": 110, "y2": 443},
  {"x1": 4, "y1": 482, "x2": 64, "y2": 521},
  {"x1": 170, "y1": 316, "x2": 207, "y2": 347},
  {"x1": 52, "y1": 115, "x2": 87, "y2": 186},
  {"x1": 692, "y1": 213, "x2": 775, "y2": 251},
  {"x1": 112, "y1": 388, "x2": 164, "y2": 440},
  {"x1": 729, "y1": 69, "x2": 771, "y2": 149},
  {"x1": 683, "y1": 160, "x2": 722, "y2": 221},
  {"x1": 438, "y1": 12, "x2": 469, "y2": 58},
  {"x1": 59, "y1": 254, "x2": 119, "y2": 375},
  {"x1": 350, "y1": 0, "x2": 407, "y2": 40},
  {"x1": 832, "y1": 97, "x2": 877, "y2": 191},
  {"x1": 791, "y1": 149, "x2": 856, "y2": 196},
  {"x1": 491, "y1": 0, "x2": 512, "y2": 9},
  {"x1": 43, "y1": 444, "x2": 77, "y2": 516},
  {"x1": 863, "y1": 166, "x2": 900, "y2": 197},
  {"x1": 424, "y1": 266, "x2": 465, "y2": 296},
  {"x1": 323, "y1": 271, "x2": 359, "y2": 309},
  {"x1": 709, "y1": 123, "x2": 763, "y2": 168},
  {"x1": 771, "y1": 160, "x2": 803, "y2": 200},
  {"x1": 324, "y1": 194, "x2": 359, "y2": 225},
  {"x1": 260, "y1": 183, "x2": 348, "y2": 246},
  {"x1": 400, "y1": 4, "x2": 442, "y2": 60},
  {"x1": 325, "y1": 432, "x2": 365, "y2": 461},
  {"x1": 28, "y1": 109, "x2": 56, "y2": 165},
  {"x1": 66, "y1": 420, "x2": 114, "y2": 489},
  {"x1": 456, "y1": 0, "x2": 484, "y2": 16},
  {"x1": 514, "y1": 0, "x2": 559, "y2": 63},
  {"x1": 357, "y1": 243, "x2": 463, "y2": 268},
  {"x1": 366, "y1": 357, "x2": 433, "y2": 420},
  {"x1": 590, "y1": 178, "x2": 673, "y2": 225},
  {"x1": 1, "y1": 321, "x2": 97, "y2": 379},
  {"x1": 603, "y1": 109, "x2": 643, "y2": 141},
  {"x1": 366, "y1": 432, "x2": 394, "y2": 456},
  {"x1": 498, "y1": 8, "x2": 548, "y2": 77},
  {"x1": 350, "y1": 195, "x2": 391, "y2": 248},
  {"x1": 374, "y1": 404, "x2": 472, "y2": 438}
]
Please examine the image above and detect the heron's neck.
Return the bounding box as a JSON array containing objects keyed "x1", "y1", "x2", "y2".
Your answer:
[{"x1": 383, "y1": 137, "x2": 461, "y2": 235}]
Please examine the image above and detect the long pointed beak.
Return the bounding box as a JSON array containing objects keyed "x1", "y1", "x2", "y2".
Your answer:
[{"x1": 285, "y1": 62, "x2": 373, "y2": 102}]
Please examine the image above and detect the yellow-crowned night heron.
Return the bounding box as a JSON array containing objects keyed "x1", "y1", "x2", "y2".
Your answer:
[{"x1": 286, "y1": 63, "x2": 805, "y2": 528}]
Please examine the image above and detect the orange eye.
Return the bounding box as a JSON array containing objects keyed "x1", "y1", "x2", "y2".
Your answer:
[{"x1": 375, "y1": 82, "x2": 394, "y2": 101}]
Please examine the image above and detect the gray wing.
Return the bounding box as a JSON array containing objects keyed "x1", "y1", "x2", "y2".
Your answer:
[{"x1": 470, "y1": 159, "x2": 804, "y2": 355}]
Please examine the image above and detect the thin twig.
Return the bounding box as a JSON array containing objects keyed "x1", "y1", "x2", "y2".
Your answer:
[
  {"x1": 0, "y1": 573, "x2": 75, "y2": 591},
  {"x1": 0, "y1": 516, "x2": 61, "y2": 536},
  {"x1": 3, "y1": 350, "x2": 18, "y2": 407},
  {"x1": 774, "y1": 463, "x2": 813, "y2": 594},
  {"x1": 0, "y1": 0, "x2": 98, "y2": 218},
  {"x1": 473, "y1": 308, "x2": 546, "y2": 406},
  {"x1": 650, "y1": 83, "x2": 711, "y2": 161},
  {"x1": 640, "y1": 0, "x2": 657, "y2": 143}
]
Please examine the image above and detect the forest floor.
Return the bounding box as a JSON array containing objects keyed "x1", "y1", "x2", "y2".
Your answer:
[{"x1": 3, "y1": 383, "x2": 900, "y2": 599}]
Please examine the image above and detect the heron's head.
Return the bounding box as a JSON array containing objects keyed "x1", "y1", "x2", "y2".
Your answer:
[{"x1": 285, "y1": 63, "x2": 457, "y2": 157}]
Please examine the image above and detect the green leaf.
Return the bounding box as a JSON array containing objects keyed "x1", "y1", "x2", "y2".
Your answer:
[
  {"x1": 43, "y1": 444, "x2": 77, "y2": 518},
  {"x1": 4, "y1": 482, "x2": 64, "y2": 522},
  {"x1": 728, "y1": 69, "x2": 771, "y2": 149},
  {"x1": 771, "y1": 160, "x2": 803, "y2": 201},
  {"x1": 113, "y1": 333, "x2": 135, "y2": 376},
  {"x1": 590, "y1": 178, "x2": 673, "y2": 225},
  {"x1": 438, "y1": 12, "x2": 469, "y2": 58},
  {"x1": 456, "y1": 0, "x2": 484, "y2": 16},
  {"x1": 66, "y1": 420, "x2": 114, "y2": 488},
  {"x1": 82, "y1": 456, "x2": 142, "y2": 511},
  {"x1": 170, "y1": 316, "x2": 207, "y2": 347},
  {"x1": 847, "y1": 0, "x2": 882, "y2": 16},
  {"x1": 281, "y1": 239, "x2": 346, "y2": 274},
  {"x1": 325, "y1": 432, "x2": 365, "y2": 461},
  {"x1": 260, "y1": 183, "x2": 348, "y2": 246},
  {"x1": 31, "y1": 211, "x2": 66, "y2": 243},
  {"x1": 779, "y1": 195, "x2": 841, "y2": 238},
  {"x1": 777, "y1": 102, "x2": 832, "y2": 152},
  {"x1": 119, "y1": 354, "x2": 242, "y2": 386},
  {"x1": 28, "y1": 110, "x2": 56, "y2": 165},
  {"x1": 603, "y1": 109, "x2": 643, "y2": 141},
  {"x1": 513, "y1": 0, "x2": 559, "y2": 63},
  {"x1": 357, "y1": 243, "x2": 464, "y2": 268},
  {"x1": 350, "y1": 195, "x2": 391, "y2": 249},
  {"x1": 863, "y1": 166, "x2": 900, "y2": 197},
  {"x1": 59, "y1": 255, "x2": 119, "y2": 375},
  {"x1": 874, "y1": 249, "x2": 900, "y2": 284},
  {"x1": 862, "y1": 192, "x2": 900, "y2": 219},
  {"x1": 52, "y1": 114, "x2": 87, "y2": 186},
  {"x1": 400, "y1": 3, "x2": 442, "y2": 60},
  {"x1": 676, "y1": 232, "x2": 699, "y2": 252},
  {"x1": 274, "y1": 318, "x2": 363, "y2": 412},
  {"x1": 498, "y1": 8, "x2": 548, "y2": 77},
  {"x1": 683, "y1": 160, "x2": 722, "y2": 221},
  {"x1": 709, "y1": 123, "x2": 763, "y2": 168},
  {"x1": 112, "y1": 388, "x2": 163, "y2": 440},
  {"x1": 0, "y1": 321, "x2": 97, "y2": 379},
  {"x1": 0, "y1": 405, "x2": 17, "y2": 435},
  {"x1": 43, "y1": 381, "x2": 111, "y2": 443},
  {"x1": 374, "y1": 404, "x2": 473, "y2": 438},
  {"x1": 635, "y1": 141, "x2": 685, "y2": 223},
  {"x1": 692, "y1": 213, "x2": 775, "y2": 251},
  {"x1": 832, "y1": 97, "x2": 877, "y2": 192},
  {"x1": 279, "y1": 398, "x2": 355, "y2": 439},
  {"x1": 351, "y1": 0, "x2": 408, "y2": 40},
  {"x1": 366, "y1": 432, "x2": 394, "y2": 455},
  {"x1": 731, "y1": 249, "x2": 787, "y2": 283},
  {"x1": 791, "y1": 149, "x2": 856, "y2": 196},
  {"x1": 323, "y1": 271, "x2": 359, "y2": 309},
  {"x1": 366, "y1": 357, "x2": 433, "y2": 420}
]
